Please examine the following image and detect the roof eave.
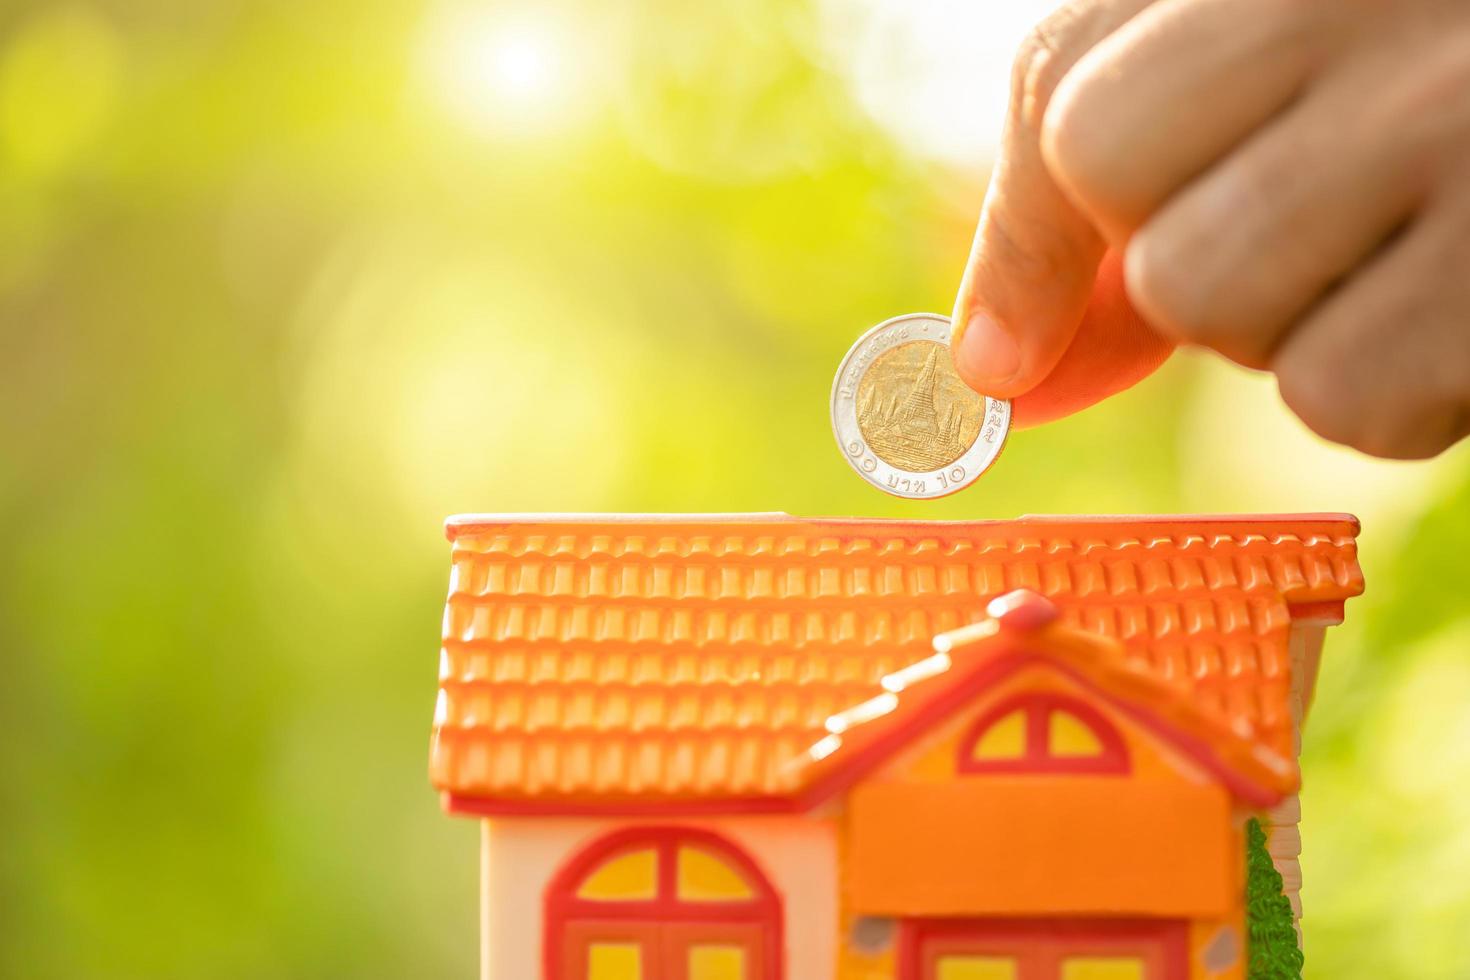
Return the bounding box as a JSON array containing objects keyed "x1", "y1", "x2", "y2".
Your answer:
[{"x1": 440, "y1": 790, "x2": 803, "y2": 819}]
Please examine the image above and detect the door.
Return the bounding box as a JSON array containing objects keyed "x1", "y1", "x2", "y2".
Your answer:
[
  {"x1": 920, "y1": 928, "x2": 1032, "y2": 979},
  {"x1": 566, "y1": 922, "x2": 664, "y2": 980},
  {"x1": 665, "y1": 923, "x2": 765, "y2": 980},
  {"x1": 906, "y1": 919, "x2": 1187, "y2": 980},
  {"x1": 564, "y1": 922, "x2": 763, "y2": 980}
]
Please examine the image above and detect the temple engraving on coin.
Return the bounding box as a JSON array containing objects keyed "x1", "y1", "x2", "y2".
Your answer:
[
  {"x1": 856, "y1": 340, "x2": 985, "y2": 471},
  {"x1": 831, "y1": 312, "x2": 1010, "y2": 499}
]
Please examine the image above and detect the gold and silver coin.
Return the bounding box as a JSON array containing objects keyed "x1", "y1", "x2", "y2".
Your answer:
[{"x1": 830, "y1": 312, "x2": 1010, "y2": 499}]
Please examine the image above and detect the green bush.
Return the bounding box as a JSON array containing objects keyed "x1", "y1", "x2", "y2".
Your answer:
[{"x1": 1247, "y1": 817, "x2": 1305, "y2": 980}]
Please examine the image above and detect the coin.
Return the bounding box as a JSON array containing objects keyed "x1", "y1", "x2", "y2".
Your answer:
[{"x1": 830, "y1": 312, "x2": 1010, "y2": 499}]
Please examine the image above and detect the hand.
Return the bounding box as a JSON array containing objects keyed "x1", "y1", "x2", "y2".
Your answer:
[{"x1": 950, "y1": 0, "x2": 1470, "y2": 459}]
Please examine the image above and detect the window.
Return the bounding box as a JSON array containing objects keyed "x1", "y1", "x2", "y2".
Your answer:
[
  {"x1": 904, "y1": 919, "x2": 1184, "y2": 980},
  {"x1": 957, "y1": 693, "x2": 1128, "y2": 774},
  {"x1": 935, "y1": 956, "x2": 1018, "y2": 980},
  {"x1": 545, "y1": 827, "x2": 782, "y2": 980},
  {"x1": 577, "y1": 848, "x2": 658, "y2": 901},
  {"x1": 1061, "y1": 958, "x2": 1147, "y2": 980}
]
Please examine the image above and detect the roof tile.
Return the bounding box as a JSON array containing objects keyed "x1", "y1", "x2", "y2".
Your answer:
[{"x1": 431, "y1": 514, "x2": 1362, "y2": 807}]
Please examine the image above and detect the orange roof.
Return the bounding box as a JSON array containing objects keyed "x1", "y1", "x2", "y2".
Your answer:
[{"x1": 430, "y1": 513, "x2": 1362, "y2": 814}]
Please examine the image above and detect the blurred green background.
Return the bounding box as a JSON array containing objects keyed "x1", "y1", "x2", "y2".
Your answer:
[{"x1": 2, "y1": 1, "x2": 1468, "y2": 977}]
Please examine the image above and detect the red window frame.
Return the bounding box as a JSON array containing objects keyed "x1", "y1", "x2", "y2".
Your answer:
[
  {"x1": 543, "y1": 826, "x2": 784, "y2": 980},
  {"x1": 956, "y1": 692, "x2": 1129, "y2": 775}
]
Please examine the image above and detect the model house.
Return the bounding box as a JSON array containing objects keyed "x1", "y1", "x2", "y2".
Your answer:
[{"x1": 429, "y1": 514, "x2": 1362, "y2": 980}]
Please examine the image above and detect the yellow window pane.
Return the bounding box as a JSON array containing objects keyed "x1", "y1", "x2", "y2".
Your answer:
[
  {"x1": 677, "y1": 846, "x2": 754, "y2": 901},
  {"x1": 577, "y1": 849, "x2": 657, "y2": 901},
  {"x1": 1049, "y1": 709, "x2": 1103, "y2": 757},
  {"x1": 688, "y1": 944, "x2": 746, "y2": 980},
  {"x1": 936, "y1": 955, "x2": 1018, "y2": 980},
  {"x1": 971, "y1": 710, "x2": 1026, "y2": 760},
  {"x1": 1061, "y1": 956, "x2": 1146, "y2": 980},
  {"x1": 588, "y1": 942, "x2": 643, "y2": 980}
]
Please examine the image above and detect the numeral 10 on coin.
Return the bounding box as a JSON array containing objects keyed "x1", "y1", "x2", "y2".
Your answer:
[
  {"x1": 886, "y1": 466, "x2": 966, "y2": 495},
  {"x1": 849, "y1": 439, "x2": 968, "y2": 494}
]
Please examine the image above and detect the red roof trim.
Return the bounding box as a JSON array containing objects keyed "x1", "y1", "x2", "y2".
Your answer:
[
  {"x1": 795, "y1": 651, "x2": 1288, "y2": 811},
  {"x1": 1287, "y1": 599, "x2": 1346, "y2": 624},
  {"x1": 442, "y1": 791, "x2": 802, "y2": 819},
  {"x1": 1050, "y1": 661, "x2": 1286, "y2": 808},
  {"x1": 795, "y1": 651, "x2": 1034, "y2": 809}
]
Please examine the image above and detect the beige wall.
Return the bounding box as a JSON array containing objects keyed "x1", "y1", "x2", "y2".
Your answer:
[
  {"x1": 480, "y1": 814, "x2": 838, "y2": 980},
  {"x1": 1268, "y1": 623, "x2": 1327, "y2": 937}
]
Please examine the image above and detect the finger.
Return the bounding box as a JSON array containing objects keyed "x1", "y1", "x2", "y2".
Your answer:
[
  {"x1": 1123, "y1": 29, "x2": 1455, "y2": 368},
  {"x1": 1273, "y1": 190, "x2": 1470, "y2": 460},
  {"x1": 952, "y1": 0, "x2": 1159, "y2": 399},
  {"x1": 1012, "y1": 249, "x2": 1176, "y2": 427},
  {"x1": 1041, "y1": 0, "x2": 1343, "y2": 242}
]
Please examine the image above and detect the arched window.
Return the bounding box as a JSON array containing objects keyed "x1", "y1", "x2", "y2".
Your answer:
[
  {"x1": 544, "y1": 826, "x2": 783, "y2": 980},
  {"x1": 957, "y1": 692, "x2": 1129, "y2": 774}
]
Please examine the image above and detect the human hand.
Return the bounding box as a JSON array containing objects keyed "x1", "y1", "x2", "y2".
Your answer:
[{"x1": 950, "y1": 0, "x2": 1470, "y2": 459}]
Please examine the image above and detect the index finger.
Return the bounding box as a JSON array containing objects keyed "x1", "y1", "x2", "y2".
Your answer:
[{"x1": 951, "y1": 0, "x2": 1157, "y2": 399}]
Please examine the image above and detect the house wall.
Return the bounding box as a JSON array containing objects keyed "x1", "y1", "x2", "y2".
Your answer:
[
  {"x1": 1267, "y1": 623, "x2": 1327, "y2": 937},
  {"x1": 479, "y1": 814, "x2": 838, "y2": 980},
  {"x1": 834, "y1": 665, "x2": 1249, "y2": 980}
]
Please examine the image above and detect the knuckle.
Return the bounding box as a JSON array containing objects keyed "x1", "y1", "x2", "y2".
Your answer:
[
  {"x1": 1124, "y1": 230, "x2": 1218, "y2": 344},
  {"x1": 1010, "y1": 35, "x2": 1063, "y2": 133},
  {"x1": 1038, "y1": 82, "x2": 1095, "y2": 191},
  {"x1": 1276, "y1": 349, "x2": 1463, "y2": 460},
  {"x1": 1127, "y1": 222, "x2": 1277, "y2": 367},
  {"x1": 984, "y1": 205, "x2": 1093, "y2": 286},
  {"x1": 1011, "y1": 12, "x2": 1089, "y2": 132},
  {"x1": 1274, "y1": 355, "x2": 1365, "y2": 449},
  {"x1": 1036, "y1": 59, "x2": 1118, "y2": 210},
  {"x1": 1349, "y1": 406, "x2": 1461, "y2": 461},
  {"x1": 1365, "y1": 27, "x2": 1470, "y2": 170}
]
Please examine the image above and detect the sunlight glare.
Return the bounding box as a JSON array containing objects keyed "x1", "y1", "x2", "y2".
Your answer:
[
  {"x1": 818, "y1": 0, "x2": 1060, "y2": 166},
  {"x1": 479, "y1": 26, "x2": 553, "y2": 98},
  {"x1": 417, "y1": 4, "x2": 586, "y2": 138}
]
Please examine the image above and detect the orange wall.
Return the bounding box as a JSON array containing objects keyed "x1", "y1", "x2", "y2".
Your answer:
[
  {"x1": 846, "y1": 778, "x2": 1235, "y2": 918},
  {"x1": 833, "y1": 663, "x2": 1251, "y2": 979}
]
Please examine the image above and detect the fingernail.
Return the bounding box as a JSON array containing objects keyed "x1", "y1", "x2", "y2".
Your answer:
[{"x1": 955, "y1": 311, "x2": 1021, "y2": 388}]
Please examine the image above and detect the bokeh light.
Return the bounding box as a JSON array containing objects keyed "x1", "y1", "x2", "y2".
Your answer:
[
  {"x1": 416, "y1": 2, "x2": 594, "y2": 139},
  {"x1": 0, "y1": 4, "x2": 121, "y2": 177}
]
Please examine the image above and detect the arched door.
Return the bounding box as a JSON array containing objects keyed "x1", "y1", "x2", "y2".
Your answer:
[{"x1": 545, "y1": 827, "x2": 783, "y2": 980}]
